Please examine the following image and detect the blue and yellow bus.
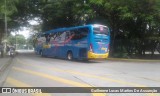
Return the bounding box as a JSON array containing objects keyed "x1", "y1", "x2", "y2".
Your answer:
[{"x1": 35, "y1": 24, "x2": 110, "y2": 60}]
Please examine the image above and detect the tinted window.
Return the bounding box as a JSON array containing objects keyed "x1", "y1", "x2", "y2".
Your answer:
[
  {"x1": 54, "y1": 32, "x2": 63, "y2": 41},
  {"x1": 59, "y1": 32, "x2": 66, "y2": 41},
  {"x1": 65, "y1": 31, "x2": 72, "y2": 40},
  {"x1": 71, "y1": 28, "x2": 89, "y2": 40},
  {"x1": 50, "y1": 32, "x2": 57, "y2": 43},
  {"x1": 45, "y1": 34, "x2": 51, "y2": 43},
  {"x1": 94, "y1": 26, "x2": 108, "y2": 35}
]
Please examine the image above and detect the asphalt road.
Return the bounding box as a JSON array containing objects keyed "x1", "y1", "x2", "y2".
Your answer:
[{"x1": 1, "y1": 50, "x2": 160, "y2": 96}]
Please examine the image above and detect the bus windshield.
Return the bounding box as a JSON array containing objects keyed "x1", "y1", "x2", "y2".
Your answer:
[{"x1": 93, "y1": 26, "x2": 109, "y2": 35}]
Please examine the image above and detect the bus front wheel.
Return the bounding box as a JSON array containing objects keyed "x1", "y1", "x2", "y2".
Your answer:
[{"x1": 67, "y1": 52, "x2": 73, "y2": 60}]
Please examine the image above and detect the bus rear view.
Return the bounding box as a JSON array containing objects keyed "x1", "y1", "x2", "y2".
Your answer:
[{"x1": 88, "y1": 24, "x2": 110, "y2": 59}]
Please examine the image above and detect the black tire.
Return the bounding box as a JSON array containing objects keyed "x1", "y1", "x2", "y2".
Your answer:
[
  {"x1": 83, "y1": 59, "x2": 89, "y2": 62},
  {"x1": 67, "y1": 51, "x2": 73, "y2": 60}
]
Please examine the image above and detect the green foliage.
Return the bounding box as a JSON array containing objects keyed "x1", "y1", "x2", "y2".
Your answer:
[
  {"x1": 38, "y1": 0, "x2": 95, "y2": 31},
  {"x1": 0, "y1": 0, "x2": 19, "y2": 42},
  {"x1": 0, "y1": 0, "x2": 160, "y2": 57},
  {"x1": 7, "y1": 34, "x2": 26, "y2": 46},
  {"x1": 89, "y1": 0, "x2": 160, "y2": 57}
]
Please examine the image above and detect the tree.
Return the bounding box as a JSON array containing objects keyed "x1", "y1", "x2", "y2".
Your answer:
[
  {"x1": 7, "y1": 34, "x2": 26, "y2": 48},
  {"x1": 89, "y1": 0, "x2": 160, "y2": 57},
  {"x1": 0, "y1": 0, "x2": 19, "y2": 42},
  {"x1": 0, "y1": 0, "x2": 160, "y2": 57}
]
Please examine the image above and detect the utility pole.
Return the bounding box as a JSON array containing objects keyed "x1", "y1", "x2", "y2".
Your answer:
[
  {"x1": 4, "y1": 0, "x2": 7, "y2": 36},
  {"x1": 83, "y1": 0, "x2": 86, "y2": 25},
  {"x1": 3, "y1": 0, "x2": 7, "y2": 55},
  {"x1": 15, "y1": 31, "x2": 17, "y2": 50}
]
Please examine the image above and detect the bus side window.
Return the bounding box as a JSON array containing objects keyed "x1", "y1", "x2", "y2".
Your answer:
[
  {"x1": 37, "y1": 33, "x2": 46, "y2": 44},
  {"x1": 71, "y1": 28, "x2": 89, "y2": 40},
  {"x1": 59, "y1": 32, "x2": 66, "y2": 41},
  {"x1": 71, "y1": 30, "x2": 78, "y2": 40},
  {"x1": 70, "y1": 31, "x2": 75, "y2": 36},
  {"x1": 50, "y1": 33, "x2": 56, "y2": 43},
  {"x1": 53, "y1": 32, "x2": 57, "y2": 40},
  {"x1": 45, "y1": 34, "x2": 51, "y2": 44},
  {"x1": 54, "y1": 32, "x2": 62, "y2": 42},
  {"x1": 54, "y1": 33, "x2": 59, "y2": 42},
  {"x1": 65, "y1": 31, "x2": 71, "y2": 40},
  {"x1": 78, "y1": 28, "x2": 89, "y2": 38}
]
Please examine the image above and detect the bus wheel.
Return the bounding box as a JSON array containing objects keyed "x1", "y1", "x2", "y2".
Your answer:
[
  {"x1": 67, "y1": 52, "x2": 73, "y2": 60},
  {"x1": 83, "y1": 59, "x2": 89, "y2": 62}
]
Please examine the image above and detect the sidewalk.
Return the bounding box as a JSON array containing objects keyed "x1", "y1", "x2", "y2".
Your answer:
[
  {"x1": 0, "y1": 56, "x2": 11, "y2": 72},
  {"x1": 0, "y1": 56, "x2": 12, "y2": 86},
  {"x1": 108, "y1": 53, "x2": 160, "y2": 62}
]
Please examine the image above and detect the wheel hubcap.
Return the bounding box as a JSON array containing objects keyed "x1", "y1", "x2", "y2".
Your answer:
[{"x1": 68, "y1": 53, "x2": 72, "y2": 60}]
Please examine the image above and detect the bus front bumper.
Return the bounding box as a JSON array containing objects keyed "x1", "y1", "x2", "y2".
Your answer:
[{"x1": 88, "y1": 51, "x2": 109, "y2": 59}]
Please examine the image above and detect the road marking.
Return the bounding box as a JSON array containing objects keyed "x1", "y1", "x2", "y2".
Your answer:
[
  {"x1": 16, "y1": 58, "x2": 144, "y2": 87},
  {"x1": 6, "y1": 77, "x2": 51, "y2": 96},
  {"x1": 16, "y1": 58, "x2": 157, "y2": 96},
  {"x1": 12, "y1": 67, "x2": 106, "y2": 96}
]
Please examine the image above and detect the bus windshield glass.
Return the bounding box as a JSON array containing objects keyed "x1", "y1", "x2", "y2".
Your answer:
[{"x1": 93, "y1": 26, "x2": 109, "y2": 35}]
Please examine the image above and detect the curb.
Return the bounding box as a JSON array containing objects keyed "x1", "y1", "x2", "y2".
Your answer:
[{"x1": 107, "y1": 58, "x2": 160, "y2": 62}]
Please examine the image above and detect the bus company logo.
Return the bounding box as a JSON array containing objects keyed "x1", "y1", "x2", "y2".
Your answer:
[{"x1": 2, "y1": 88, "x2": 12, "y2": 93}]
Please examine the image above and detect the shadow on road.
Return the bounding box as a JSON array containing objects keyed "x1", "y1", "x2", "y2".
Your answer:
[{"x1": 16, "y1": 51, "x2": 105, "y2": 64}]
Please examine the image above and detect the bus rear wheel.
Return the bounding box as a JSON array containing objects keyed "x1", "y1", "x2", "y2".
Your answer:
[{"x1": 67, "y1": 52, "x2": 73, "y2": 60}]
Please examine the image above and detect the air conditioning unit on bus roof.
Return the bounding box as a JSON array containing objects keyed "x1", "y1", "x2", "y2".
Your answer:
[{"x1": 93, "y1": 24, "x2": 107, "y2": 28}]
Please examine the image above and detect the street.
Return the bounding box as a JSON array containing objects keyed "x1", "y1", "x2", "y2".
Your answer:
[{"x1": 1, "y1": 50, "x2": 160, "y2": 96}]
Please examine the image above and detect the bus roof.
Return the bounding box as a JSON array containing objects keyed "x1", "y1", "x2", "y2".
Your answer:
[{"x1": 43, "y1": 24, "x2": 107, "y2": 34}]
